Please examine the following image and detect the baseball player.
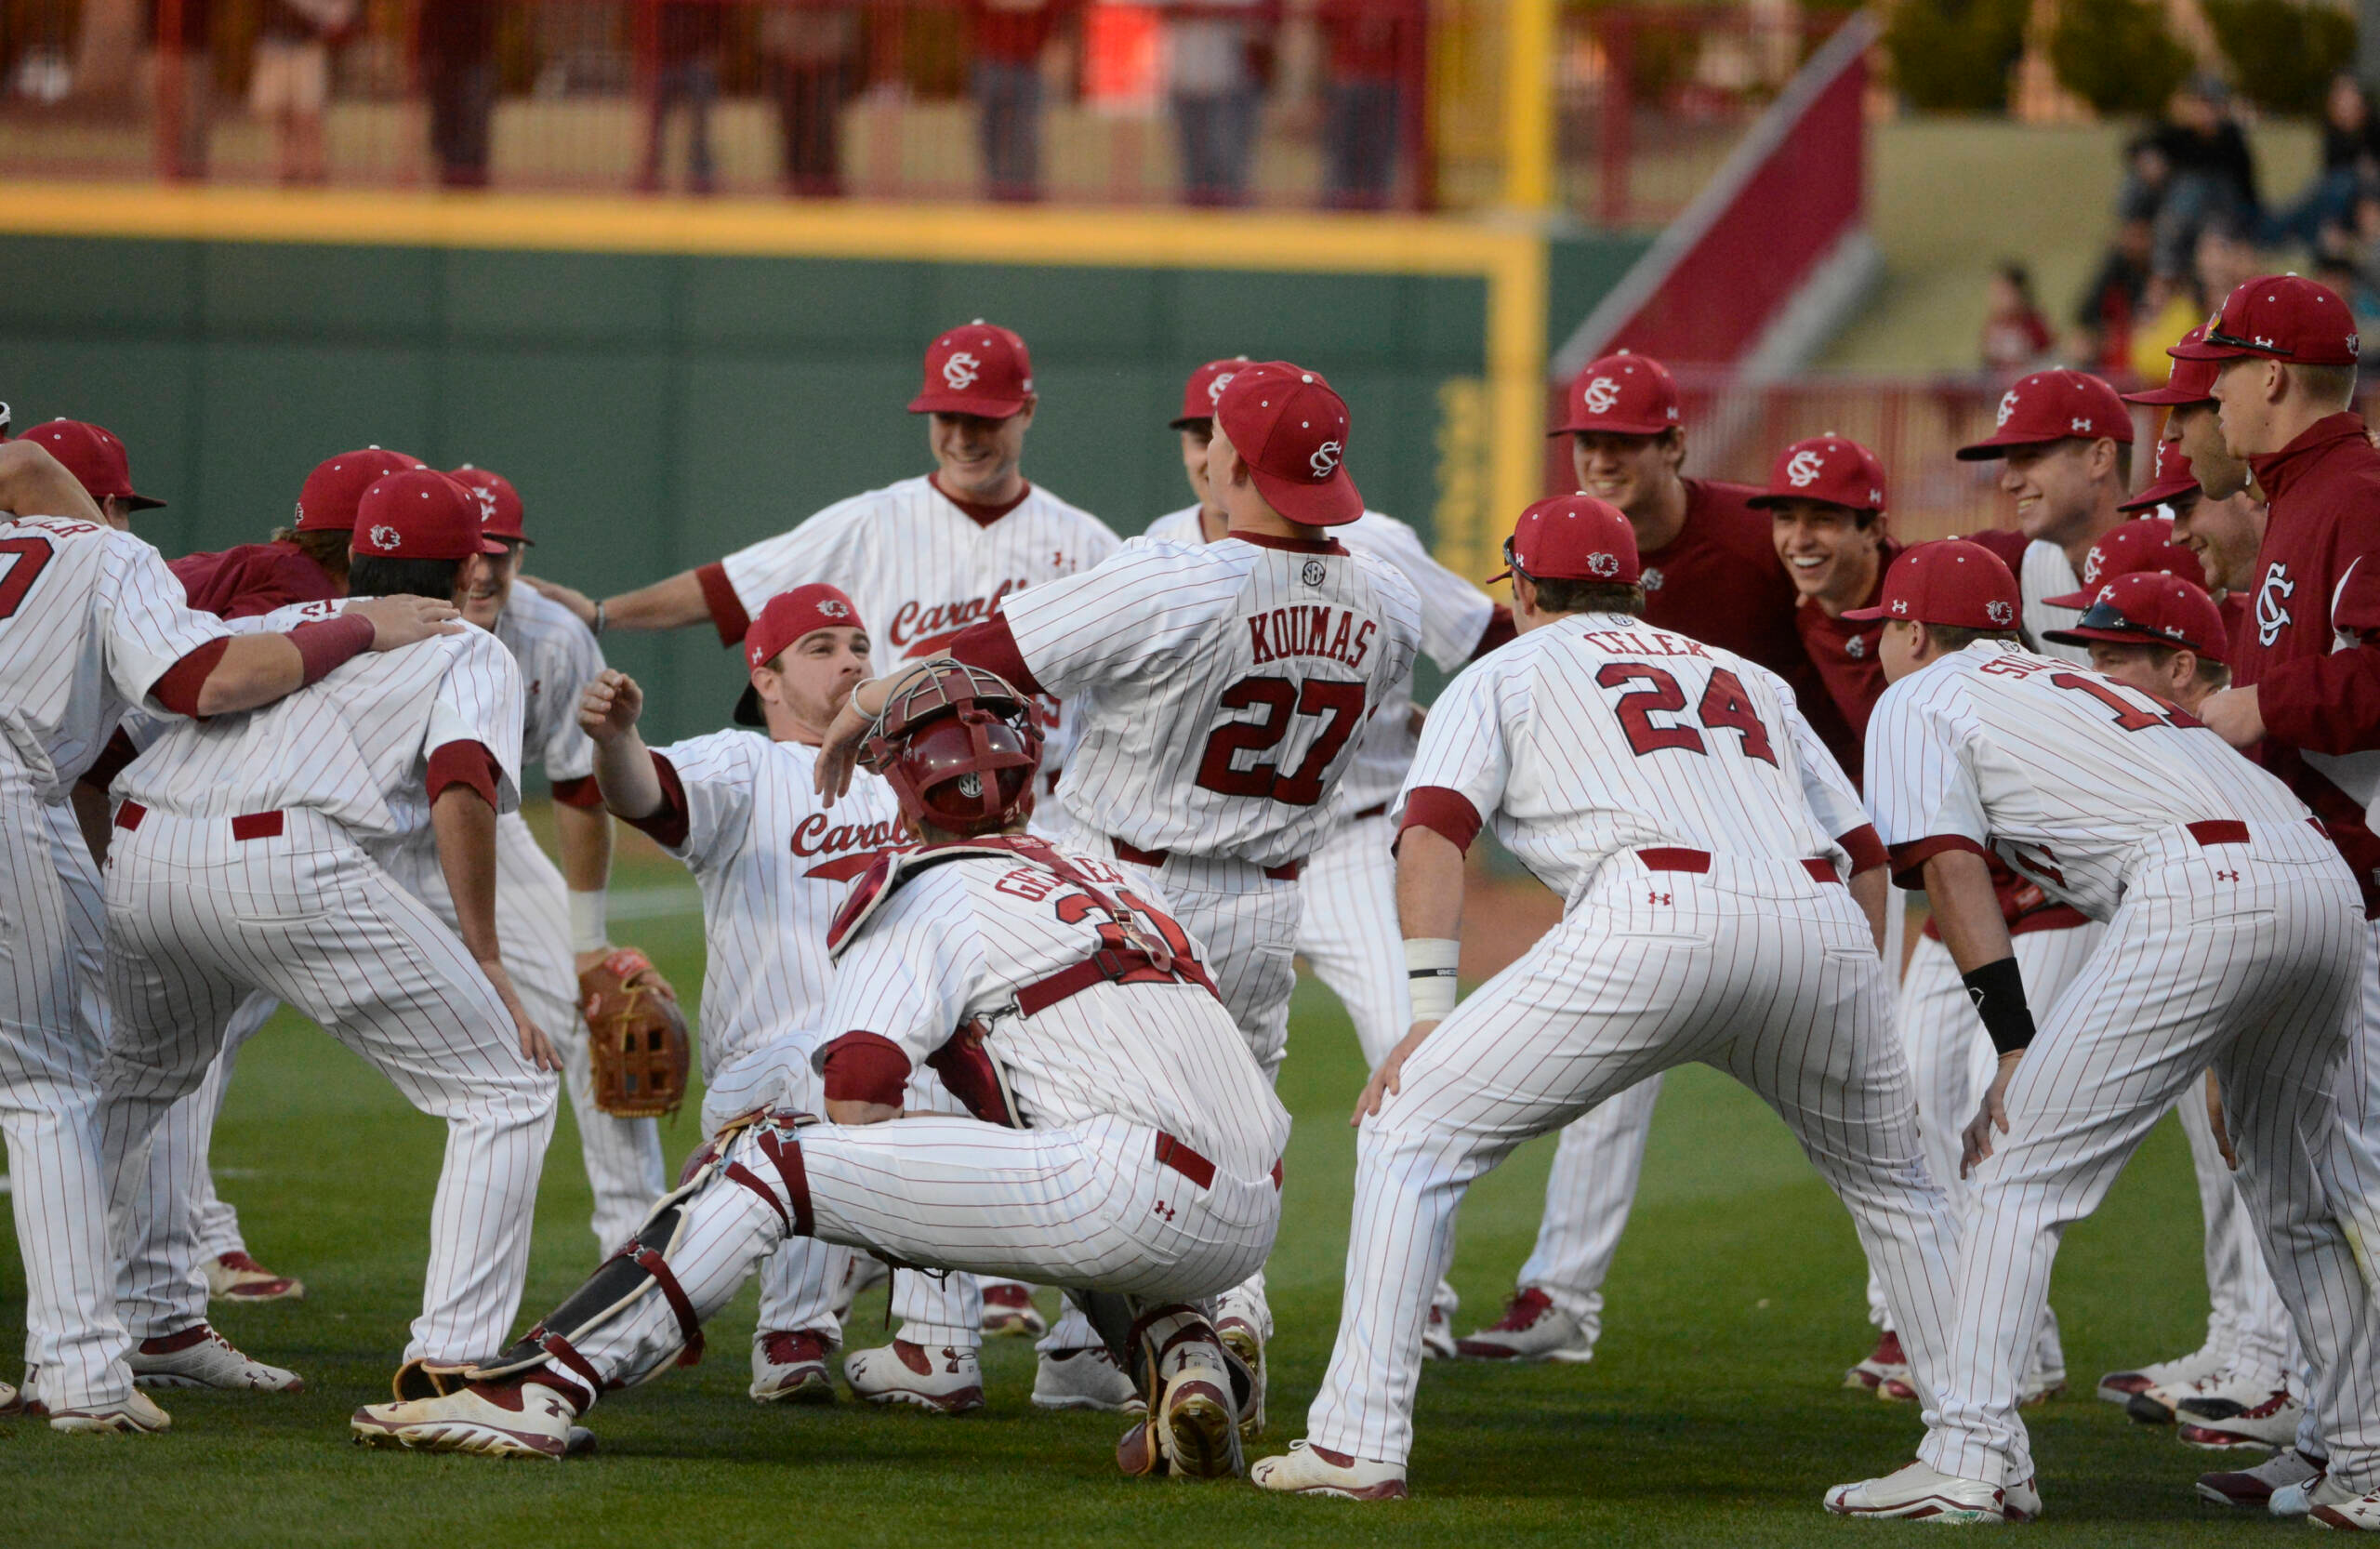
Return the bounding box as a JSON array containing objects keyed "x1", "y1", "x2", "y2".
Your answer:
[
  {"x1": 1826, "y1": 539, "x2": 2378, "y2": 1525},
  {"x1": 1458, "y1": 352, "x2": 1867, "y2": 1365},
  {"x1": 1253, "y1": 496, "x2": 1958, "y2": 1501},
  {"x1": 0, "y1": 438, "x2": 450, "y2": 1432},
  {"x1": 1151, "y1": 355, "x2": 1514, "y2": 1356},
  {"x1": 92, "y1": 469, "x2": 564, "y2": 1408},
  {"x1": 1763, "y1": 433, "x2": 1897, "y2": 748},
  {"x1": 812, "y1": 360, "x2": 1422, "y2": 1430},
  {"x1": 353, "y1": 666, "x2": 1285, "y2": 1479},
  {"x1": 529, "y1": 320, "x2": 1118, "y2": 1342}
]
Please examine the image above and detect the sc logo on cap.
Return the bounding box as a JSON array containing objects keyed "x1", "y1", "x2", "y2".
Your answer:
[
  {"x1": 1309, "y1": 440, "x2": 1343, "y2": 479},
  {"x1": 1996, "y1": 389, "x2": 2020, "y2": 428},
  {"x1": 1207, "y1": 371, "x2": 1236, "y2": 404},
  {"x1": 1987, "y1": 600, "x2": 2015, "y2": 625},
  {"x1": 368, "y1": 523, "x2": 403, "y2": 550},
  {"x1": 943, "y1": 351, "x2": 981, "y2": 391},
  {"x1": 1587, "y1": 551, "x2": 1620, "y2": 577},
  {"x1": 1581, "y1": 377, "x2": 1622, "y2": 416},
  {"x1": 818, "y1": 598, "x2": 851, "y2": 618},
  {"x1": 1785, "y1": 450, "x2": 1825, "y2": 487}
]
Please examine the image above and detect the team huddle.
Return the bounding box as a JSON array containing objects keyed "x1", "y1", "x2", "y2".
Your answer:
[{"x1": 7, "y1": 275, "x2": 2380, "y2": 1521}]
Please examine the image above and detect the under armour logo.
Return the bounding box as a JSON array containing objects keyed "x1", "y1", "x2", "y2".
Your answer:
[
  {"x1": 368, "y1": 523, "x2": 402, "y2": 550},
  {"x1": 2071, "y1": 417, "x2": 2092, "y2": 432},
  {"x1": 2215, "y1": 868, "x2": 2240, "y2": 882},
  {"x1": 1308, "y1": 440, "x2": 1342, "y2": 479},
  {"x1": 942, "y1": 351, "x2": 981, "y2": 390},
  {"x1": 1152, "y1": 1200, "x2": 1176, "y2": 1222},
  {"x1": 1996, "y1": 389, "x2": 2020, "y2": 427},
  {"x1": 1582, "y1": 377, "x2": 1622, "y2": 416},
  {"x1": 818, "y1": 598, "x2": 850, "y2": 618},
  {"x1": 2254, "y1": 336, "x2": 2275, "y2": 350},
  {"x1": 1646, "y1": 890, "x2": 1673, "y2": 906},
  {"x1": 1785, "y1": 449, "x2": 1825, "y2": 487},
  {"x1": 1587, "y1": 551, "x2": 1619, "y2": 577},
  {"x1": 1889, "y1": 598, "x2": 1910, "y2": 616},
  {"x1": 1986, "y1": 600, "x2": 2014, "y2": 625}
]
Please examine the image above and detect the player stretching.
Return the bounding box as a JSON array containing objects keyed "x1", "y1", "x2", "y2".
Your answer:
[
  {"x1": 352, "y1": 666, "x2": 1285, "y2": 1477},
  {"x1": 1826, "y1": 540, "x2": 2377, "y2": 1523},
  {"x1": 1254, "y1": 495, "x2": 1961, "y2": 1500}
]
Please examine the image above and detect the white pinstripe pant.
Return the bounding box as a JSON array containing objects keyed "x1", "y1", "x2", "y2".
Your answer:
[
  {"x1": 94, "y1": 807, "x2": 559, "y2": 1366},
  {"x1": 1916, "y1": 828, "x2": 2380, "y2": 1490},
  {"x1": 554, "y1": 1111, "x2": 1279, "y2": 1394},
  {"x1": 1305, "y1": 857, "x2": 1964, "y2": 1469},
  {"x1": 0, "y1": 784, "x2": 135, "y2": 1409},
  {"x1": 1298, "y1": 813, "x2": 1408, "y2": 1067}
]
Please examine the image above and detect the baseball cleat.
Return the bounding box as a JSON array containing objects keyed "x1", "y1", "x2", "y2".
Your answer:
[
  {"x1": 2178, "y1": 1389, "x2": 2302, "y2": 1451},
  {"x1": 1845, "y1": 1330, "x2": 1909, "y2": 1392},
  {"x1": 1421, "y1": 1304, "x2": 1457, "y2": 1361},
  {"x1": 2019, "y1": 1365, "x2": 2068, "y2": 1407},
  {"x1": 2099, "y1": 1340, "x2": 2226, "y2": 1404},
  {"x1": 391, "y1": 1357, "x2": 481, "y2": 1402},
  {"x1": 204, "y1": 1250, "x2": 305, "y2": 1303},
  {"x1": 1454, "y1": 1288, "x2": 1593, "y2": 1363},
  {"x1": 1250, "y1": 1439, "x2": 1409, "y2": 1500},
  {"x1": 129, "y1": 1323, "x2": 302, "y2": 1392},
  {"x1": 1153, "y1": 1363, "x2": 1240, "y2": 1479},
  {"x1": 1216, "y1": 1315, "x2": 1265, "y2": 1439},
  {"x1": 980, "y1": 1281, "x2": 1048, "y2": 1338},
  {"x1": 2310, "y1": 1488, "x2": 2380, "y2": 1529},
  {"x1": 350, "y1": 1381, "x2": 576, "y2": 1459},
  {"x1": 2175, "y1": 1368, "x2": 2293, "y2": 1423},
  {"x1": 2283, "y1": 1475, "x2": 2361, "y2": 1519},
  {"x1": 47, "y1": 1390, "x2": 170, "y2": 1436},
  {"x1": 0, "y1": 1379, "x2": 14, "y2": 1413},
  {"x1": 749, "y1": 1329, "x2": 837, "y2": 1404},
  {"x1": 1032, "y1": 1346, "x2": 1144, "y2": 1413},
  {"x1": 843, "y1": 1339, "x2": 985, "y2": 1414},
  {"x1": 564, "y1": 1425, "x2": 597, "y2": 1458},
  {"x1": 829, "y1": 1255, "x2": 890, "y2": 1322},
  {"x1": 1823, "y1": 1461, "x2": 2041, "y2": 1523},
  {"x1": 2197, "y1": 1447, "x2": 2324, "y2": 1508}
]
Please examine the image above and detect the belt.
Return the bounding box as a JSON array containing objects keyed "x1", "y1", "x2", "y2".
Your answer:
[
  {"x1": 1112, "y1": 836, "x2": 1302, "y2": 882},
  {"x1": 1637, "y1": 846, "x2": 1842, "y2": 887},
  {"x1": 1154, "y1": 1130, "x2": 1286, "y2": 1193},
  {"x1": 1352, "y1": 802, "x2": 1388, "y2": 821},
  {"x1": 2188, "y1": 819, "x2": 2250, "y2": 846},
  {"x1": 113, "y1": 801, "x2": 284, "y2": 841},
  {"x1": 1015, "y1": 947, "x2": 1184, "y2": 1017}
]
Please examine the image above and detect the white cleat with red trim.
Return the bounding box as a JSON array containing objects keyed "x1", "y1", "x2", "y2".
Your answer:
[
  {"x1": 1251, "y1": 1440, "x2": 1410, "y2": 1500},
  {"x1": 350, "y1": 1380, "x2": 577, "y2": 1459},
  {"x1": 129, "y1": 1323, "x2": 302, "y2": 1392},
  {"x1": 844, "y1": 1339, "x2": 985, "y2": 1414},
  {"x1": 1824, "y1": 1461, "x2": 2042, "y2": 1523}
]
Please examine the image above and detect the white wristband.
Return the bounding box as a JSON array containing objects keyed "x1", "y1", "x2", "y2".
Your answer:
[
  {"x1": 568, "y1": 890, "x2": 608, "y2": 955},
  {"x1": 1404, "y1": 936, "x2": 1461, "y2": 1022}
]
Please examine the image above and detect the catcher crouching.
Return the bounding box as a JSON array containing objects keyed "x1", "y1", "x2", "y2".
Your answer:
[{"x1": 351, "y1": 664, "x2": 1288, "y2": 1476}]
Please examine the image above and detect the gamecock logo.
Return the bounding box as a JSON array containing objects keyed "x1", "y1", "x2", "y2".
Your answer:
[
  {"x1": 1587, "y1": 551, "x2": 1620, "y2": 577},
  {"x1": 1785, "y1": 450, "x2": 1825, "y2": 487},
  {"x1": 818, "y1": 599, "x2": 850, "y2": 618},
  {"x1": 1641, "y1": 566, "x2": 1665, "y2": 592},
  {"x1": 2256, "y1": 562, "x2": 2297, "y2": 647},
  {"x1": 942, "y1": 351, "x2": 981, "y2": 391},
  {"x1": 1581, "y1": 377, "x2": 1622, "y2": 416},
  {"x1": 1986, "y1": 600, "x2": 2014, "y2": 625},
  {"x1": 368, "y1": 524, "x2": 402, "y2": 550},
  {"x1": 1846, "y1": 633, "x2": 1867, "y2": 658},
  {"x1": 1308, "y1": 440, "x2": 1342, "y2": 479}
]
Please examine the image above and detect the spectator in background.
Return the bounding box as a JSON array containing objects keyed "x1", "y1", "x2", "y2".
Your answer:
[
  {"x1": 639, "y1": 0, "x2": 723, "y2": 195},
  {"x1": 419, "y1": 0, "x2": 497, "y2": 188},
  {"x1": 1979, "y1": 260, "x2": 2054, "y2": 375},
  {"x1": 1168, "y1": 0, "x2": 1266, "y2": 205},
  {"x1": 2074, "y1": 217, "x2": 2152, "y2": 376},
  {"x1": 1317, "y1": 0, "x2": 1405, "y2": 210},
  {"x1": 2267, "y1": 73, "x2": 2380, "y2": 253},
  {"x1": 972, "y1": 0, "x2": 1068, "y2": 202},
  {"x1": 765, "y1": 0, "x2": 859, "y2": 196},
  {"x1": 152, "y1": 0, "x2": 214, "y2": 178},
  {"x1": 2312, "y1": 254, "x2": 2380, "y2": 339},
  {"x1": 250, "y1": 0, "x2": 350, "y2": 184},
  {"x1": 2127, "y1": 271, "x2": 2204, "y2": 385},
  {"x1": 2144, "y1": 75, "x2": 2260, "y2": 279}
]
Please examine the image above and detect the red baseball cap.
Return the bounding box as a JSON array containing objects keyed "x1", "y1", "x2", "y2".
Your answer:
[
  {"x1": 734, "y1": 583, "x2": 867, "y2": 726},
  {"x1": 1957, "y1": 369, "x2": 2134, "y2": 460},
  {"x1": 350, "y1": 470, "x2": 508, "y2": 562},
  {"x1": 2124, "y1": 324, "x2": 2220, "y2": 405},
  {"x1": 2043, "y1": 571, "x2": 2228, "y2": 664},
  {"x1": 2118, "y1": 437, "x2": 2202, "y2": 514},
  {"x1": 2170, "y1": 274, "x2": 2360, "y2": 366},
  {"x1": 2043, "y1": 516, "x2": 2204, "y2": 606},
  {"x1": 1172, "y1": 356, "x2": 1253, "y2": 429},
  {"x1": 1550, "y1": 351, "x2": 1681, "y2": 437},
  {"x1": 907, "y1": 320, "x2": 1035, "y2": 417},
  {"x1": 1844, "y1": 538, "x2": 2021, "y2": 629},
  {"x1": 1214, "y1": 362, "x2": 1362, "y2": 526},
  {"x1": 1746, "y1": 433, "x2": 1888, "y2": 514},
  {"x1": 448, "y1": 465, "x2": 528, "y2": 546},
  {"x1": 297, "y1": 446, "x2": 427, "y2": 533},
  {"x1": 20, "y1": 418, "x2": 162, "y2": 510},
  {"x1": 1491, "y1": 494, "x2": 1639, "y2": 585}
]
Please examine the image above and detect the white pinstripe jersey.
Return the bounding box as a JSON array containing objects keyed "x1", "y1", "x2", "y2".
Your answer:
[
  {"x1": 818, "y1": 843, "x2": 1290, "y2": 1173},
  {"x1": 2019, "y1": 539, "x2": 2089, "y2": 663},
  {"x1": 1863, "y1": 641, "x2": 2313, "y2": 920},
  {"x1": 1005, "y1": 534, "x2": 1423, "y2": 869},
  {"x1": 115, "y1": 598, "x2": 525, "y2": 843},
  {"x1": 718, "y1": 475, "x2": 1121, "y2": 771},
  {"x1": 1146, "y1": 505, "x2": 1494, "y2": 814},
  {"x1": 0, "y1": 517, "x2": 228, "y2": 801},
  {"x1": 496, "y1": 583, "x2": 603, "y2": 785},
  {"x1": 1397, "y1": 612, "x2": 1867, "y2": 907},
  {"x1": 652, "y1": 732, "x2": 903, "y2": 1077}
]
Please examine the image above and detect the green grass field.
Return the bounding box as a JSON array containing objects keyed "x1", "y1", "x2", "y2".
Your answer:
[{"x1": 1, "y1": 841, "x2": 2273, "y2": 1547}]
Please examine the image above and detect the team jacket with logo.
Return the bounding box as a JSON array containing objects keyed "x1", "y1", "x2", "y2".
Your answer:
[
  {"x1": 1397, "y1": 611, "x2": 1882, "y2": 909},
  {"x1": 1866, "y1": 641, "x2": 2316, "y2": 920}
]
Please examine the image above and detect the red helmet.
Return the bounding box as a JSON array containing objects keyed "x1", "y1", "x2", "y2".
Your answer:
[{"x1": 863, "y1": 664, "x2": 1043, "y2": 838}]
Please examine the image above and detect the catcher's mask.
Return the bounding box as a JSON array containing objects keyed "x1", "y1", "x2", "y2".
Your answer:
[{"x1": 863, "y1": 663, "x2": 1043, "y2": 838}]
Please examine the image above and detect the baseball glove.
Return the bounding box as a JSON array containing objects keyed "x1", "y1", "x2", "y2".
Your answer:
[{"x1": 581, "y1": 947, "x2": 691, "y2": 1119}]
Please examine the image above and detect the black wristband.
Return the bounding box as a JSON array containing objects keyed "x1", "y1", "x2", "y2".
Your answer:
[{"x1": 1961, "y1": 957, "x2": 2035, "y2": 1056}]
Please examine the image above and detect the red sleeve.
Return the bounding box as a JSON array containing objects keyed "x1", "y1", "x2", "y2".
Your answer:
[
  {"x1": 426, "y1": 740, "x2": 502, "y2": 807},
  {"x1": 820, "y1": 1031, "x2": 913, "y2": 1106},
  {"x1": 945, "y1": 613, "x2": 1047, "y2": 696},
  {"x1": 1887, "y1": 834, "x2": 1991, "y2": 892},
  {"x1": 146, "y1": 637, "x2": 230, "y2": 718},
  {"x1": 1837, "y1": 823, "x2": 1888, "y2": 877},
  {"x1": 2257, "y1": 644, "x2": 2380, "y2": 756},
  {"x1": 1471, "y1": 605, "x2": 1517, "y2": 660},
  {"x1": 695, "y1": 563, "x2": 750, "y2": 648},
  {"x1": 619, "y1": 751, "x2": 692, "y2": 849},
  {"x1": 1396, "y1": 786, "x2": 1483, "y2": 854},
  {"x1": 77, "y1": 727, "x2": 140, "y2": 790},
  {"x1": 549, "y1": 774, "x2": 604, "y2": 810}
]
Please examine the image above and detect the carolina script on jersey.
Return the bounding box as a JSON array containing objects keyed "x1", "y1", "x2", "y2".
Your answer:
[
  {"x1": 1247, "y1": 603, "x2": 1380, "y2": 670},
  {"x1": 791, "y1": 811, "x2": 904, "y2": 881},
  {"x1": 889, "y1": 579, "x2": 1033, "y2": 656}
]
